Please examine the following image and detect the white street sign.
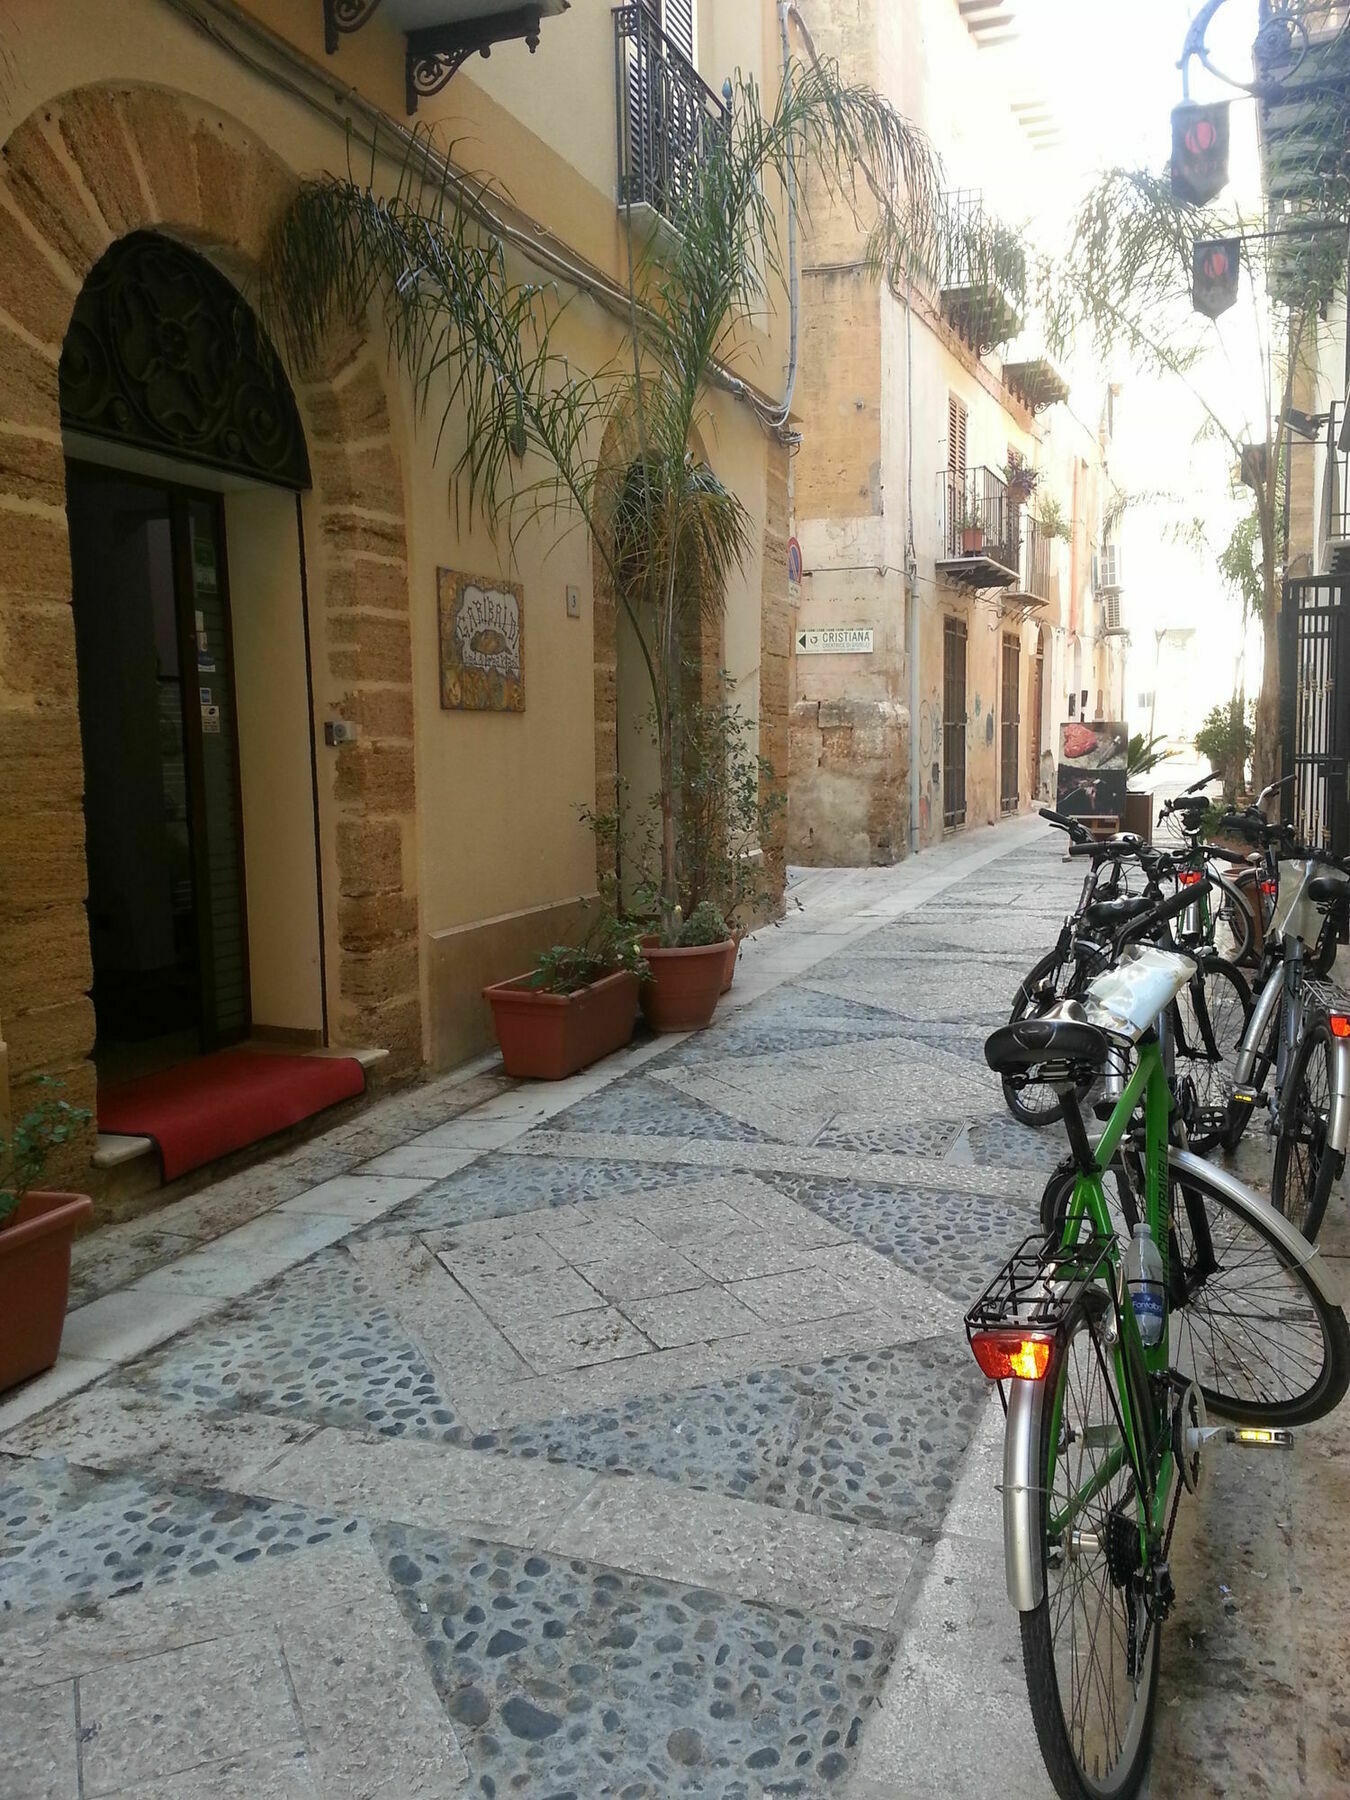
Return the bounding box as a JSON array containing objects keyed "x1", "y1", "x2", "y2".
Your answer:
[{"x1": 796, "y1": 627, "x2": 875, "y2": 655}]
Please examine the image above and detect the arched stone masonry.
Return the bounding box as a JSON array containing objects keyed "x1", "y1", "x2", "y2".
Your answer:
[{"x1": 0, "y1": 83, "x2": 423, "y2": 1173}]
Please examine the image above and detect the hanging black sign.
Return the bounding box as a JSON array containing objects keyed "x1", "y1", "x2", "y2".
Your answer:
[
  {"x1": 1193, "y1": 238, "x2": 1240, "y2": 318},
  {"x1": 1172, "y1": 102, "x2": 1231, "y2": 204}
]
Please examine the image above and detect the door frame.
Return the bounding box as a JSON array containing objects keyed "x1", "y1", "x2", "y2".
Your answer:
[
  {"x1": 1000, "y1": 632, "x2": 1021, "y2": 816},
  {"x1": 67, "y1": 458, "x2": 252, "y2": 1053}
]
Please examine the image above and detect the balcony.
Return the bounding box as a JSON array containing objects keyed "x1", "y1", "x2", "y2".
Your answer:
[
  {"x1": 1002, "y1": 354, "x2": 1069, "y2": 414},
  {"x1": 936, "y1": 465, "x2": 1022, "y2": 590},
  {"x1": 1022, "y1": 518, "x2": 1054, "y2": 603},
  {"x1": 615, "y1": 4, "x2": 729, "y2": 226},
  {"x1": 937, "y1": 190, "x2": 1026, "y2": 355}
]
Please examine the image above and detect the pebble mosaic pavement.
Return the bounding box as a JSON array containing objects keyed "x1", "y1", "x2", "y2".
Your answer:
[{"x1": 0, "y1": 832, "x2": 1086, "y2": 1798}]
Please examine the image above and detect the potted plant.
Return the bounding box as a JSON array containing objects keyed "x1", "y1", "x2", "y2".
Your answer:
[
  {"x1": 1035, "y1": 494, "x2": 1071, "y2": 542},
  {"x1": 641, "y1": 899, "x2": 733, "y2": 1033},
  {"x1": 1124, "y1": 731, "x2": 1172, "y2": 841},
  {"x1": 484, "y1": 910, "x2": 647, "y2": 1080},
  {"x1": 957, "y1": 496, "x2": 984, "y2": 555},
  {"x1": 1002, "y1": 450, "x2": 1039, "y2": 507},
  {"x1": 1, "y1": 1080, "x2": 93, "y2": 1395},
  {"x1": 678, "y1": 679, "x2": 786, "y2": 992}
]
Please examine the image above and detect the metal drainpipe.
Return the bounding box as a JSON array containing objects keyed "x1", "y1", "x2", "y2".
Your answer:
[{"x1": 906, "y1": 270, "x2": 921, "y2": 857}]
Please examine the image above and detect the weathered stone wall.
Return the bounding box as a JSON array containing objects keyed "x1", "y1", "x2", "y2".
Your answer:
[
  {"x1": 0, "y1": 84, "x2": 422, "y2": 1178},
  {"x1": 788, "y1": 698, "x2": 910, "y2": 867}
]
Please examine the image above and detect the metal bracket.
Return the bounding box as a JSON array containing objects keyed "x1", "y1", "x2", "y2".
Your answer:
[
  {"x1": 322, "y1": 0, "x2": 386, "y2": 57},
  {"x1": 406, "y1": 7, "x2": 545, "y2": 113}
]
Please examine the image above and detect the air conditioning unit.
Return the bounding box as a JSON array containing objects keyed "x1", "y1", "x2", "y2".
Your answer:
[
  {"x1": 1097, "y1": 543, "x2": 1123, "y2": 593},
  {"x1": 1101, "y1": 592, "x2": 1126, "y2": 635}
]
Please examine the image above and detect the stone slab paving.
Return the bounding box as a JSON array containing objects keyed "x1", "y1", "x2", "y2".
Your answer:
[{"x1": 4, "y1": 817, "x2": 1341, "y2": 1797}]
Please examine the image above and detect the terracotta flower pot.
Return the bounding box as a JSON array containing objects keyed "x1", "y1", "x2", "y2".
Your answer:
[
  {"x1": 484, "y1": 969, "x2": 640, "y2": 1080},
  {"x1": 640, "y1": 938, "x2": 732, "y2": 1033},
  {"x1": 0, "y1": 1190, "x2": 92, "y2": 1395},
  {"x1": 961, "y1": 526, "x2": 984, "y2": 555}
]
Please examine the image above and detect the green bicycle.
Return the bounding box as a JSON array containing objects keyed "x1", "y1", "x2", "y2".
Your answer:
[{"x1": 970, "y1": 881, "x2": 1349, "y2": 1800}]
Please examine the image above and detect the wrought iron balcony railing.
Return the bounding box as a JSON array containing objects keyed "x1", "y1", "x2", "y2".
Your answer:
[
  {"x1": 614, "y1": 4, "x2": 728, "y2": 221},
  {"x1": 1023, "y1": 518, "x2": 1054, "y2": 603},
  {"x1": 937, "y1": 465, "x2": 1022, "y2": 587},
  {"x1": 936, "y1": 189, "x2": 1027, "y2": 354}
]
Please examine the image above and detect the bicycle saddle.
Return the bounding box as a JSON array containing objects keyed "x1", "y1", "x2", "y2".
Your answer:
[
  {"x1": 985, "y1": 1015, "x2": 1112, "y2": 1077},
  {"x1": 1309, "y1": 873, "x2": 1350, "y2": 906}
]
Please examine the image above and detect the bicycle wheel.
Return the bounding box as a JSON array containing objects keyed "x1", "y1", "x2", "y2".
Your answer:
[
  {"x1": 1310, "y1": 912, "x2": 1343, "y2": 978},
  {"x1": 1168, "y1": 1153, "x2": 1350, "y2": 1426},
  {"x1": 1271, "y1": 1021, "x2": 1345, "y2": 1242},
  {"x1": 1021, "y1": 1302, "x2": 1160, "y2": 1800},
  {"x1": 1003, "y1": 948, "x2": 1075, "y2": 1128},
  {"x1": 1171, "y1": 957, "x2": 1250, "y2": 1118},
  {"x1": 1210, "y1": 874, "x2": 1254, "y2": 967}
]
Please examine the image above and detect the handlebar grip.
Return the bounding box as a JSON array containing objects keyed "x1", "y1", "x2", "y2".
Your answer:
[
  {"x1": 1116, "y1": 873, "x2": 1215, "y2": 948},
  {"x1": 1040, "y1": 807, "x2": 1089, "y2": 844}
]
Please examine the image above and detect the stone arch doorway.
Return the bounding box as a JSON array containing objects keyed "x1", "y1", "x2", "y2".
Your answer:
[
  {"x1": 61, "y1": 229, "x2": 317, "y2": 1074},
  {"x1": 0, "y1": 83, "x2": 422, "y2": 1167}
]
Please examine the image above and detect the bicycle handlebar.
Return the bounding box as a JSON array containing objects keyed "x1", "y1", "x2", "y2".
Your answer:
[
  {"x1": 1115, "y1": 872, "x2": 1215, "y2": 950},
  {"x1": 1039, "y1": 807, "x2": 1089, "y2": 844}
]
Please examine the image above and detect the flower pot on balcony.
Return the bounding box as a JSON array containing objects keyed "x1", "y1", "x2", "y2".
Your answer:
[
  {"x1": 640, "y1": 938, "x2": 731, "y2": 1032},
  {"x1": 961, "y1": 526, "x2": 985, "y2": 555},
  {"x1": 0, "y1": 1190, "x2": 92, "y2": 1395},
  {"x1": 484, "y1": 969, "x2": 640, "y2": 1080}
]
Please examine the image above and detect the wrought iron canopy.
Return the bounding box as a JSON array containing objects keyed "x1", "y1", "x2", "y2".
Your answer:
[
  {"x1": 322, "y1": 0, "x2": 569, "y2": 112},
  {"x1": 59, "y1": 232, "x2": 311, "y2": 491}
]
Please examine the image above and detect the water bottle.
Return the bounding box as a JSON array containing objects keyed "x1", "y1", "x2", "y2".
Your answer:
[{"x1": 1125, "y1": 1222, "x2": 1165, "y2": 1347}]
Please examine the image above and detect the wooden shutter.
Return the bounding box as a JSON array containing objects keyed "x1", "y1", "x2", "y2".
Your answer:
[
  {"x1": 948, "y1": 395, "x2": 968, "y2": 477},
  {"x1": 663, "y1": 0, "x2": 695, "y2": 61}
]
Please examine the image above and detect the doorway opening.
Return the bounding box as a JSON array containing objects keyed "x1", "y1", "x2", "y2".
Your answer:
[
  {"x1": 1000, "y1": 633, "x2": 1021, "y2": 815},
  {"x1": 943, "y1": 616, "x2": 968, "y2": 830},
  {"x1": 69, "y1": 467, "x2": 249, "y2": 1082}
]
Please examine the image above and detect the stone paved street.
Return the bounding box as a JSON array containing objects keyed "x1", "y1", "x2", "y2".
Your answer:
[{"x1": 3, "y1": 817, "x2": 1348, "y2": 1798}]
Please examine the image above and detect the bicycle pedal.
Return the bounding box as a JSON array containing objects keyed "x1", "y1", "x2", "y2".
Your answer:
[
  {"x1": 1230, "y1": 1088, "x2": 1258, "y2": 1108},
  {"x1": 1225, "y1": 1427, "x2": 1293, "y2": 1449}
]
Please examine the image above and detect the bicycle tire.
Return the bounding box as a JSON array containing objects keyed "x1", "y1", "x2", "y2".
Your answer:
[
  {"x1": 1271, "y1": 1021, "x2": 1345, "y2": 1243},
  {"x1": 1020, "y1": 1301, "x2": 1161, "y2": 1800},
  {"x1": 1003, "y1": 948, "x2": 1077, "y2": 1128},
  {"x1": 1171, "y1": 956, "x2": 1251, "y2": 1125},
  {"x1": 1310, "y1": 914, "x2": 1342, "y2": 979},
  {"x1": 1210, "y1": 871, "x2": 1254, "y2": 967},
  {"x1": 1168, "y1": 1152, "x2": 1350, "y2": 1427}
]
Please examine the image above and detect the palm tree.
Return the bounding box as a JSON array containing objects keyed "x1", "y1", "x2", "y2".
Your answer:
[{"x1": 260, "y1": 61, "x2": 937, "y2": 934}]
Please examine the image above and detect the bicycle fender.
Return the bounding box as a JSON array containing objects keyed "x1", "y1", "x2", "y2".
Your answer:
[
  {"x1": 1234, "y1": 972, "x2": 1281, "y2": 1087},
  {"x1": 1003, "y1": 1376, "x2": 1045, "y2": 1612},
  {"x1": 1169, "y1": 1147, "x2": 1344, "y2": 1308},
  {"x1": 1328, "y1": 1035, "x2": 1350, "y2": 1158}
]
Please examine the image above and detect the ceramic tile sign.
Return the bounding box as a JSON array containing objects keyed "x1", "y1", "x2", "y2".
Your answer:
[
  {"x1": 438, "y1": 569, "x2": 525, "y2": 713},
  {"x1": 1057, "y1": 719, "x2": 1127, "y2": 819}
]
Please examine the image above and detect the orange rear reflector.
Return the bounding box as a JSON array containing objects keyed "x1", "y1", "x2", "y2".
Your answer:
[
  {"x1": 970, "y1": 1331, "x2": 1054, "y2": 1382},
  {"x1": 1330, "y1": 1015, "x2": 1350, "y2": 1040},
  {"x1": 1178, "y1": 870, "x2": 1204, "y2": 887}
]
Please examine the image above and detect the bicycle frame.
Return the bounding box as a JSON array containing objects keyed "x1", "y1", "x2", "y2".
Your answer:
[{"x1": 1003, "y1": 1040, "x2": 1176, "y2": 1610}]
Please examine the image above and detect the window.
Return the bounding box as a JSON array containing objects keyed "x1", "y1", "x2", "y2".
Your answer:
[
  {"x1": 643, "y1": 0, "x2": 695, "y2": 61},
  {"x1": 948, "y1": 394, "x2": 968, "y2": 477},
  {"x1": 1137, "y1": 690, "x2": 1155, "y2": 710}
]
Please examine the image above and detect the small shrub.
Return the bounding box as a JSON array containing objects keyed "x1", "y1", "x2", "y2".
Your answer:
[
  {"x1": 678, "y1": 900, "x2": 730, "y2": 947},
  {"x1": 1, "y1": 1079, "x2": 92, "y2": 1228}
]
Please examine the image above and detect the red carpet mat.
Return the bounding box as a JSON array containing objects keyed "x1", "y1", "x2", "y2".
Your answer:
[{"x1": 99, "y1": 1050, "x2": 367, "y2": 1180}]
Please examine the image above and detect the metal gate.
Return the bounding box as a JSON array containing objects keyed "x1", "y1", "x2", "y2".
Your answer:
[
  {"x1": 943, "y1": 617, "x2": 968, "y2": 830},
  {"x1": 1000, "y1": 634, "x2": 1021, "y2": 815},
  {"x1": 1279, "y1": 576, "x2": 1350, "y2": 853}
]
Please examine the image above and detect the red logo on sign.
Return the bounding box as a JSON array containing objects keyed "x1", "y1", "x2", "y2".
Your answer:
[{"x1": 1186, "y1": 119, "x2": 1217, "y2": 156}]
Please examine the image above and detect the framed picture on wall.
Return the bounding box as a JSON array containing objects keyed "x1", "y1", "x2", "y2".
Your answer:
[{"x1": 437, "y1": 569, "x2": 525, "y2": 713}]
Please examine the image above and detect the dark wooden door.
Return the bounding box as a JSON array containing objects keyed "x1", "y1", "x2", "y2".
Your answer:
[
  {"x1": 1001, "y1": 635, "x2": 1021, "y2": 815},
  {"x1": 943, "y1": 617, "x2": 968, "y2": 830}
]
